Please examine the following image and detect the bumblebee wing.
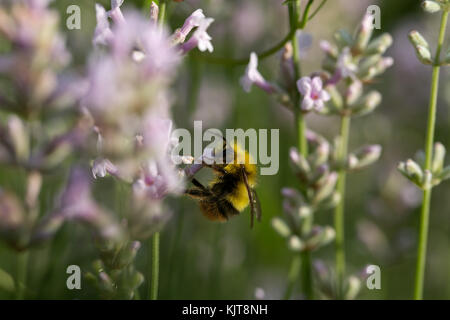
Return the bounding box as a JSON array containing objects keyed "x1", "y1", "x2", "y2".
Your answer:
[{"x1": 241, "y1": 166, "x2": 261, "y2": 228}]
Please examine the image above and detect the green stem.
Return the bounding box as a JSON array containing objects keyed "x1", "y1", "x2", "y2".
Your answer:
[
  {"x1": 414, "y1": 10, "x2": 448, "y2": 301},
  {"x1": 308, "y1": 0, "x2": 327, "y2": 21},
  {"x1": 288, "y1": 0, "x2": 314, "y2": 300},
  {"x1": 335, "y1": 114, "x2": 351, "y2": 299},
  {"x1": 193, "y1": 30, "x2": 297, "y2": 66},
  {"x1": 158, "y1": 0, "x2": 167, "y2": 27},
  {"x1": 150, "y1": 232, "x2": 160, "y2": 300},
  {"x1": 283, "y1": 254, "x2": 301, "y2": 299},
  {"x1": 300, "y1": 0, "x2": 315, "y2": 29},
  {"x1": 16, "y1": 251, "x2": 29, "y2": 300},
  {"x1": 193, "y1": 0, "x2": 329, "y2": 67}
]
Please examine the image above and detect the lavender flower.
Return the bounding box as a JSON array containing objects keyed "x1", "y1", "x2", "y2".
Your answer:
[
  {"x1": 181, "y1": 17, "x2": 215, "y2": 53},
  {"x1": 297, "y1": 77, "x2": 330, "y2": 112},
  {"x1": 93, "y1": 4, "x2": 114, "y2": 46},
  {"x1": 240, "y1": 53, "x2": 274, "y2": 93},
  {"x1": 108, "y1": 0, "x2": 126, "y2": 25},
  {"x1": 174, "y1": 9, "x2": 207, "y2": 42}
]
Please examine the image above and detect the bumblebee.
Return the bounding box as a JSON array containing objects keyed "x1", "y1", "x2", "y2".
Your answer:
[{"x1": 185, "y1": 138, "x2": 262, "y2": 228}]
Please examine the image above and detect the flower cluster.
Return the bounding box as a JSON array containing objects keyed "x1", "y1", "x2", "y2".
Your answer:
[
  {"x1": 79, "y1": 1, "x2": 216, "y2": 297},
  {"x1": 398, "y1": 1, "x2": 450, "y2": 191},
  {"x1": 240, "y1": 12, "x2": 393, "y2": 299},
  {"x1": 0, "y1": 0, "x2": 88, "y2": 250},
  {"x1": 272, "y1": 131, "x2": 338, "y2": 254}
]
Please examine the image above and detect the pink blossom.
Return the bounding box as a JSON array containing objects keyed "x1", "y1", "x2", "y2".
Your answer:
[{"x1": 297, "y1": 76, "x2": 331, "y2": 112}]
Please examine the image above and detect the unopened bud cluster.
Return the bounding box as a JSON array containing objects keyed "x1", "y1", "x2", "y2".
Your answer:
[
  {"x1": 314, "y1": 261, "x2": 368, "y2": 300},
  {"x1": 86, "y1": 241, "x2": 144, "y2": 299},
  {"x1": 272, "y1": 131, "x2": 338, "y2": 253},
  {"x1": 398, "y1": 143, "x2": 450, "y2": 190},
  {"x1": 318, "y1": 14, "x2": 393, "y2": 117}
]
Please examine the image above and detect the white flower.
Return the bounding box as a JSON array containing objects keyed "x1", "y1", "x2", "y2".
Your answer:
[
  {"x1": 297, "y1": 76, "x2": 330, "y2": 112},
  {"x1": 194, "y1": 18, "x2": 214, "y2": 52},
  {"x1": 240, "y1": 52, "x2": 273, "y2": 93}
]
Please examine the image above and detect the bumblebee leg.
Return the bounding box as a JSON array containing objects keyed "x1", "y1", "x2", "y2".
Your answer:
[{"x1": 184, "y1": 188, "x2": 209, "y2": 199}]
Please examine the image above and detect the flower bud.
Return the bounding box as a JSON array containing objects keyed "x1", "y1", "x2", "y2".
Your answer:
[
  {"x1": 353, "y1": 14, "x2": 374, "y2": 53},
  {"x1": 347, "y1": 154, "x2": 359, "y2": 170},
  {"x1": 345, "y1": 80, "x2": 363, "y2": 106},
  {"x1": 289, "y1": 147, "x2": 310, "y2": 176},
  {"x1": 406, "y1": 159, "x2": 424, "y2": 179},
  {"x1": 306, "y1": 226, "x2": 336, "y2": 250},
  {"x1": 365, "y1": 33, "x2": 393, "y2": 55},
  {"x1": 398, "y1": 159, "x2": 424, "y2": 186},
  {"x1": 422, "y1": 0, "x2": 442, "y2": 13},
  {"x1": 345, "y1": 276, "x2": 362, "y2": 300},
  {"x1": 432, "y1": 142, "x2": 446, "y2": 173},
  {"x1": 320, "y1": 40, "x2": 339, "y2": 58},
  {"x1": 313, "y1": 172, "x2": 338, "y2": 204},
  {"x1": 313, "y1": 141, "x2": 330, "y2": 167},
  {"x1": 334, "y1": 30, "x2": 353, "y2": 48},
  {"x1": 352, "y1": 145, "x2": 382, "y2": 170},
  {"x1": 409, "y1": 31, "x2": 430, "y2": 50},
  {"x1": 272, "y1": 217, "x2": 291, "y2": 238},
  {"x1": 288, "y1": 235, "x2": 305, "y2": 252},
  {"x1": 7, "y1": 116, "x2": 29, "y2": 162},
  {"x1": 116, "y1": 241, "x2": 141, "y2": 268},
  {"x1": 298, "y1": 205, "x2": 312, "y2": 219},
  {"x1": 318, "y1": 191, "x2": 341, "y2": 210},
  {"x1": 352, "y1": 91, "x2": 382, "y2": 117},
  {"x1": 411, "y1": 44, "x2": 433, "y2": 65}
]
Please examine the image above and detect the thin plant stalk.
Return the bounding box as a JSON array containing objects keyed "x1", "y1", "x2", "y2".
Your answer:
[
  {"x1": 288, "y1": 0, "x2": 314, "y2": 300},
  {"x1": 150, "y1": 232, "x2": 160, "y2": 300},
  {"x1": 147, "y1": 0, "x2": 168, "y2": 301},
  {"x1": 158, "y1": 0, "x2": 167, "y2": 27},
  {"x1": 334, "y1": 114, "x2": 351, "y2": 298},
  {"x1": 16, "y1": 251, "x2": 29, "y2": 300},
  {"x1": 414, "y1": 10, "x2": 448, "y2": 300},
  {"x1": 283, "y1": 254, "x2": 301, "y2": 300}
]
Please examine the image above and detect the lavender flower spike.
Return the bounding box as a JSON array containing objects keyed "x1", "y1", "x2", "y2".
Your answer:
[
  {"x1": 181, "y1": 18, "x2": 214, "y2": 53},
  {"x1": 240, "y1": 52, "x2": 274, "y2": 93},
  {"x1": 108, "y1": 0, "x2": 126, "y2": 25},
  {"x1": 297, "y1": 76, "x2": 330, "y2": 112}
]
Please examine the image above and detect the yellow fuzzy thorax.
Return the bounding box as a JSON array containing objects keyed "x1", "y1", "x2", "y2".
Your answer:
[
  {"x1": 223, "y1": 142, "x2": 258, "y2": 212},
  {"x1": 224, "y1": 142, "x2": 257, "y2": 185}
]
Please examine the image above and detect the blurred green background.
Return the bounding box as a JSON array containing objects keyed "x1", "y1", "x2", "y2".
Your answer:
[{"x1": 1, "y1": 0, "x2": 449, "y2": 300}]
